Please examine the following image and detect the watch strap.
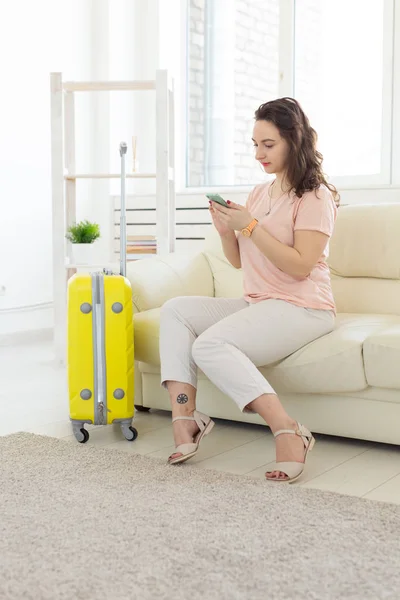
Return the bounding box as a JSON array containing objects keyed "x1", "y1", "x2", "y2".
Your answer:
[{"x1": 243, "y1": 218, "x2": 258, "y2": 235}]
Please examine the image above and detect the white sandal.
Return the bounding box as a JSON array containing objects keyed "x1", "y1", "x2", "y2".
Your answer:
[
  {"x1": 168, "y1": 410, "x2": 215, "y2": 465},
  {"x1": 265, "y1": 422, "x2": 315, "y2": 483}
]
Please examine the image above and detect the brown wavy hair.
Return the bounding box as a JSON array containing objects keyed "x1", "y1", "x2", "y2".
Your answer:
[{"x1": 254, "y1": 97, "x2": 340, "y2": 206}]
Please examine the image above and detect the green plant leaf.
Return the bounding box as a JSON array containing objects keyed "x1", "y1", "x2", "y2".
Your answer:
[{"x1": 65, "y1": 220, "x2": 101, "y2": 244}]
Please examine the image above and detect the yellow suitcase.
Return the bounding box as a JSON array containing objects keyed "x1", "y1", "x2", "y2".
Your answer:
[
  {"x1": 67, "y1": 142, "x2": 137, "y2": 443},
  {"x1": 67, "y1": 271, "x2": 136, "y2": 443}
]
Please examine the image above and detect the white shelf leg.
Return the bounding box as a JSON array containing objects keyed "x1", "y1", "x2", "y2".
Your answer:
[
  {"x1": 50, "y1": 72, "x2": 67, "y2": 364},
  {"x1": 168, "y1": 78, "x2": 176, "y2": 253},
  {"x1": 64, "y1": 91, "x2": 76, "y2": 277},
  {"x1": 156, "y1": 69, "x2": 171, "y2": 255},
  {"x1": 64, "y1": 92, "x2": 76, "y2": 229}
]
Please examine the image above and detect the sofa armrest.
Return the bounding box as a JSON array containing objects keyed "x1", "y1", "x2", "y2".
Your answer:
[{"x1": 125, "y1": 252, "x2": 214, "y2": 312}]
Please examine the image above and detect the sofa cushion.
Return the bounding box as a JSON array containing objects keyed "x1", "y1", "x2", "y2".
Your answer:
[
  {"x1": 202, "y1": 227, "x2": 244, "y2": 297},
  {"x1": 134, "y1": 308, "x2": 162, "y2": 366},
  {"x1": 126, "y1": 253, "x2": 214, "y2": 312},
  {"x1": 328, "y1": 204, "x2": 400, "y2": 279},
  {"x1": 263, "y1": 314, "x2": 400, "y2": 394},
  {"x1": 363, "y1": 323, "x2": 400, "y2": 389},
  {"x1": 134, "y1": 308, "x2": 400, "y2": 395},
  {"x1": 330, "y1": 275, "x2": 400, "y2": 316},
  {"x1": 203, "y1": 253, "x2": 243, "y2": 298}
]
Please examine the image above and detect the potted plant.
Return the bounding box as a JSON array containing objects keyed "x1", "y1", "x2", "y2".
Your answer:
[{"x1": 66, "y1": 220, "x2": 101, "y2": 264}]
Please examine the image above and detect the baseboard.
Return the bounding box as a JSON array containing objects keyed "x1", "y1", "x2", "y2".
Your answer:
[
  {"x1": 0, "y1": 302, "x2": 53, "y2": 338},
  {"x1": 0, "y1": 327, "x2": 53, "y2": 347}
]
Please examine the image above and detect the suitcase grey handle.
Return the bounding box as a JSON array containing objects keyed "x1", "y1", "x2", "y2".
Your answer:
[{"x1": 119, "y1": 142, "x2": 127, "y2": 277}]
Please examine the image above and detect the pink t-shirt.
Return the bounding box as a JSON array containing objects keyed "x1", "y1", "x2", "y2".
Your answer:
[{"x1": 237, "y1": 181, "x2": 338, "y2": 313}]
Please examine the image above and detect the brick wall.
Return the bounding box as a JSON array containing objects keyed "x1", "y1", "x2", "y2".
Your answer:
[{"x1": 188, "y1": 0, "x2": 206, "y2": 187}]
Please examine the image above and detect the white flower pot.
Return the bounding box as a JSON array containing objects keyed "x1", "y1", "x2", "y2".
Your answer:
[{"x1": 71, "y1": 243, "x2": 96, "y2": 265}]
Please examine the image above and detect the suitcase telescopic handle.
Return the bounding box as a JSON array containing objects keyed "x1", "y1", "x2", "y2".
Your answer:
[{"x1": 119, "y1": 142, "x2": 128, "y2": 277}]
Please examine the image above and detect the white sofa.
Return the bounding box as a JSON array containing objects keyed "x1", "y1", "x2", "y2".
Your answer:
[{"x1": 127, "y1": 203, "x2": 400, "y2": 446}]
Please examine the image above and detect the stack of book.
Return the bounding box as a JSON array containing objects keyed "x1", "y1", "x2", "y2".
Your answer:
[{"x1": 126, "y1": 235, "x2": 157, "y2": 259}]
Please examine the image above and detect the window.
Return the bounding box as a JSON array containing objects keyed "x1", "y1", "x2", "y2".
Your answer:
[
  {"x1": 186, "y1": 0, "x2": 393, "y2": 188},
  {"x1": 187, "y1": 0, "x2": 280, "y2": 187},
  {"x1": 294, "y1": 0, "x2": 386, "y2": 179}
]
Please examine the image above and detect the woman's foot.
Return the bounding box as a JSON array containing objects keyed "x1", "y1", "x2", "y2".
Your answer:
[
  {"x1": 168, "y1": 411, "x2": 215, "y2": 465},
  {"x1": 265, "y1": 419, "x2": 307, "y2": 481},
  {"x1": 169, "y1": 414, "x2": 200, "y2": 461}
]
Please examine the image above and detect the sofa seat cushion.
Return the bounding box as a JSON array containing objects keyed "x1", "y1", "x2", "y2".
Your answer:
[
  {"x1": 134, "y1": 308, "x2": 162, "y2": 366},
  {"x1": 363, "y1": 323, "x2": 400, "y2": 389},
  {"x1": 133, "y1": 308, "x2": 400, "y2": 394},
  {"x1": 261, "y1": 314, "x2": 400, "y2": 394}
]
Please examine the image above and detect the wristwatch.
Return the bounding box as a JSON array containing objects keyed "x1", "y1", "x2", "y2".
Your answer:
[{"x1": 241, "y1": 218, "x2": 259, "y2": 238}]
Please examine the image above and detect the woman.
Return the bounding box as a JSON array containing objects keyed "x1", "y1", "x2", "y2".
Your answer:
[{"x1": 159, "y1": 97, "x2": 339, "y2": 483}]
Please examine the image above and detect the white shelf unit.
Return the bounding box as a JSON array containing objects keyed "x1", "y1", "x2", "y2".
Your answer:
[
  {"x1": 50, "y1": 70, "x2": 175, "y2": 362},
  {"x1": 64, "y1": 173, "x2": 158, "y2": 179}
]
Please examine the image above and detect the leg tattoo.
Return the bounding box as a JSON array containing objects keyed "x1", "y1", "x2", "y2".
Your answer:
[{"x1": 176, "y1": 393, "x2": 189, "y2": 404}]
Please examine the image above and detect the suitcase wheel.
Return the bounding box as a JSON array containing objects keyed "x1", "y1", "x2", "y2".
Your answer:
[
  {"x1": 76, "y1": 428, "x2": 89, "y2": 444},
  {"x1": 121, "y1": 425, "x2": 138, "y2": 442}
]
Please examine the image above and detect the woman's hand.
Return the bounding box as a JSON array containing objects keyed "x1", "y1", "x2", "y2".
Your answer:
[
  {"x1": 209, "y1": 201, "x2": 232, "y2": 236},
  {"x1": 210, "y1": 200, "x2": 253, "y2": 233}
]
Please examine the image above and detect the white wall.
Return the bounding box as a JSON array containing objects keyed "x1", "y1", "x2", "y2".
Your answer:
[
  {"x1": 0, "y1": 0, "x2": 163, "y2": 335},
  {"x1": 0, "y1": 0, "x2": 93, "y2": 333}
]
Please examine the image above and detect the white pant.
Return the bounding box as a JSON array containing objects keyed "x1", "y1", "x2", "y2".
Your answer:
[{"x1": 159, "y1": 296, "x2": 335, "y2": 413}]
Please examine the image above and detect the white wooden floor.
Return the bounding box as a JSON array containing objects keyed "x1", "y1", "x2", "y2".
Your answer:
[{"x1": 1, "y1": 335, "x2": 400, "y2": 504}]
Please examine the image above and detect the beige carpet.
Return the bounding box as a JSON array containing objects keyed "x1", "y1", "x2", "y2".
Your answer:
[{"x1": 1, "y1": 434, "x2": 400, "y2": 600}]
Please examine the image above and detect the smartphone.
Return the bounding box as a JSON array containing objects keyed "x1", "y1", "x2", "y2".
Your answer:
[{"x1": 206, "y1": 193, "x2": 230, "y2": 208}]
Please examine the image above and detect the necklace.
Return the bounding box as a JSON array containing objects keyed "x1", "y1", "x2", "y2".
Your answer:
[{"x1": 265, "y1": 181, "x2": 288, "y2": 216}]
